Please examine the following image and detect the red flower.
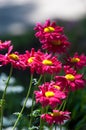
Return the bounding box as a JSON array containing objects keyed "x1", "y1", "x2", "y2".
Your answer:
[
  {"x1": 0, "y1": 46, "x2": 26, "y2": 69},
  {"x1": 56, "y1": 66, "x2": 85, "y2": 91},
  {"x1": 65, "y1": 52, "x2": 86, "y2": 69},
  {"x1": 42, "y1": 35, "x2": 70, "y2": 53},
  {"x1": 41, "y1": 109, "x2": 70, "y2": 125},
  {"x1": 34, "y1": 19, "x2": 70, "y2": 53},
  {"x1": 23, "y1": 48, "x2": 43, "y2": 73},
  {"x1": 0, "y1": 40, "x2": 11, "y2": 50},
  {"x1": 34, "y1": 19, "x2": 63, "y2": 41},
  {"x1": 50, "y1": 80, "x2": 68, "y2": 94},
  {"x1": 34, "y1": 82, "x2": 66, "y2": 108},
  {"x1": 35, "y1": 52, "x2": 62, "y2": 74}
]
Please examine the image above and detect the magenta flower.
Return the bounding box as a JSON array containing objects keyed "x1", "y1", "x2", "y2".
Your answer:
[
  {"x1": 49, "y1": 80, "x2": 68, "y2": 94},
  {"x1": 56, "y1": 66, "x2": 85, "y2": 91},
  {"x1": 65, "y1": 52, "x2": 86, "y2": 69},
  {"x1": 34, "y1": 19, "x2": 63, "y2": 41},
  {"x1": 34, "y1": 82, "x2": 66, "y2": 108},
  {"x1": 35, "y1": 52, "x2": 62, "y2": 74},
  {"x1": 0, "y1": 40, "x2": 11, "y2": 50},
  {"x1": 41, "y1": 35, "x2": 70, "y2": 53},
  {"x1": 34, "y1": 19, "x2": 70, "y2": 53},
  {"x1": 0, "y1": 46, "x2": 26, "y2": 69},
  {"x1": 23, "y1": 48, "x2": 43, "y2": 73},
  {"x1": 41, "y1": 109, "x2": 71, "y2": 125}
]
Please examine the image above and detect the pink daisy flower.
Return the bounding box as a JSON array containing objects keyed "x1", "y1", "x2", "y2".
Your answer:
[
  {"x1": 0, "y1": 40, "x2": 11, "y2": 50},
  {"x1": 65, "y1": 52, "x2": 86, "y2": 69},
  {"x1": 34, "y1": 82, "x2": 66, "y2": 108},
  {"x1": 34, "y1": 19, "x2": 70, "y2": 53},
  {"x1": 23, "y1": 48, "x2": 43, "y2": 73},
  {"x1": 34, "y1": 19, "x2": 63, "y2": 41},
  {"x1": 55, "y1": 66, "x2": 85, "y2": 91},
  {"x1": 41, "y1": 109, "x2": 71, "y2": 125},
  {"x1": 49, "y1": 80, "x2": 68, "y2": 94},
  {"x1": 0, "y1": 46, "x2": 26, "y2": 69},
  {"x1": 41, "y1": 34, "x2": 70, "y2": 53},
  {"x1": 35, "y1": 52, "x2": 62, "y2": 74}
]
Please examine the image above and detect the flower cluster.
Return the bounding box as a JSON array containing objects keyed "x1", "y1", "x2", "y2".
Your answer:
[
  {"x1": 0, "y1": 19, "x2": 86, "y2": 129},
  {"x1": 34, "y1": 19, "x2": 70, "y2": 53}
]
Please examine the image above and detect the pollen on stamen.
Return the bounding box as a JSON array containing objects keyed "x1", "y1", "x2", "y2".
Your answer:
[
  {"x1": 65, "y1": 74, "x2": 75, "y2": 81},
  {"x1": 52, "y1": 40, "x2": 61, "y2": 46},
  {"x1": 51, "y1": 111, "x2": 61, "y2": 117},
  {"x1": 42, "y1": 59, "x2": 53, "y2": 66},
  {"x1": 54, "y1": 85, "x2": 60, "y2": 90},
  {"x1": 45, "y1": 91, "x2": 55, "y2": 97},
  {"x1": 71, "y1": 57, "x2": 80, "y2": 63},
  {"x1": 9, "y1": 53, "x2": 19, "y2": 60},
  {"x1": 44, "y1": 26, "x2": 55, "y2": 33},
  {"x1": 28, "y1": 57, "x2": 34, "y2": 63}
]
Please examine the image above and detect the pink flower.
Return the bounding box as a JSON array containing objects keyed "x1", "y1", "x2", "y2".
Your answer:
[
  {"x1": 55, "y1": 66, "x2": 85, "y2": 91},
  {"x1": 41, "y1": 109, "x2": 71, "y2": 125},
  {"x1": 0, "y1": 40, "x2": 11, "y2": 50},
  {"x1": 65, "y1": 52, "x2": 86, "y2": 69},
  {"x1": 0, "y1": 46, "x2": 26, "y2": 69},
  {"x1": 49, "y1": 80, "x2": 68, "y2": 94},
  {"x1": 23, "y1": 48, "x2": 43, "y2": 73},
  {"x1": 35, "y1": 52, "x2": 62, "y2": 74},
  {"x1": 34, "y1": 19, "x2": 70, "y2": 53},
  {"x1": 34, "y1": 19, "x2": 63, "y2": 41},
  {"x1": 34, "y1": 82, "x2": 66, "y2": 108},
  {"x1": 41, "y1": 35, "x2": 70, "y2": 53}
]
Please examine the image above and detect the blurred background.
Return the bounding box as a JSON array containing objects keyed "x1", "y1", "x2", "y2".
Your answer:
[{"x1": 0, "y1": 0, "x2": 86, "y2": 130}]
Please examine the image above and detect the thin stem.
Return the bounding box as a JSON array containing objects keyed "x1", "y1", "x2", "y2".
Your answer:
[
  {"x1": 0, "y1": 65, "x2": 13, "y2": 130},
  {"x1": 58, "y1": 100, "x2": 65, "y2": 111},
  {"x1": 60, "y1": 125, "x2": 62, "y2": 130},
  {"x1": 62, "y1": 99, "x2": 67, "y2": 111},
  {"x1": 12, "y1": 74, "x2": 33, "y2": 130},
  {"x1": 28, "y1": 75, "x2": 42, "y2": 128},
  {"x1": 40, "y1": 107, "x2": 44, "y2": 130},
  {"x1": 55, "y1": 125, "x2": 57, "y2": 130},
  {"x1": 50, "y1": 125, "x2": 53, "y2": 130}
]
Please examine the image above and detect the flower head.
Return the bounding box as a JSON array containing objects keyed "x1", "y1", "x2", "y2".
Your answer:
[
  {"x1": 0, "y1": 40, "x2": 11, "y2": 50},
  {"x1": 56, "y1": 66, "x2": 85, "y2": 91},
  {"x1": 0, "y1": 46, "x2": 26, "y2": 69},
  {"x1": 34, "y1": 82, "x2": 66, "y2": 108},
  {"x1": 35, "y1": 52, "x2": 62, "y2": 74},
  {"x1": 41, "y1": 110, "x2": 70, "y2": 125},
  {"x1": 23, "y1": 48, "x2": 43, "y2": 73},
  {"x1": 65, "y1": 52, "x2": 86, "y2": 69},
  {"x1": 34, "y1": 19, "x2": 70, "y2": 53},
  {"x1": 34, "y1": 19, "x2": 63, "y2": 40}
]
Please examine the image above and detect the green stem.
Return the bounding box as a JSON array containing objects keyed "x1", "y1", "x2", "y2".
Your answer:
[
  {"x1": 60, "y1": 124, "x2": 62, "y2": 130},
  {"x1": 55, "y1": 125, "x2": 57, "y2": 130},
  {"x1": 40, "y1": 107, "x2": 44, "y2": 130},
  {"x1": 28, "y1": 75, "x2": 42, "y2": 128},
  {"x1": 62, "y1": 99, "x2": 67, "y2": 111},
  {"x1": 50, "y1": 125, "x2": 53, "y2": 130},
  {"x1": 12, "y1": 74, "x2": 33, "y2": 130},
  {"x1": 0, "y1": 65, "x2": 13, "y2": 130},
  {"x1": 58, "y1": 100, "x2": 65, "y2": 111}
]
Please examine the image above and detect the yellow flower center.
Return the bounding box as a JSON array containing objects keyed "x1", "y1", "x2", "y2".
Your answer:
[
  {"x1": 71, "y1": 57, "x2": 80, "y2": 63},
  {"x1": 54, "y1": 85, "x2": 60, "y2": 90},
  {"x1": 52, "y1": 40, "x2": 61, "y2": 46},
  {"x1": 51, "y1": 111, "x2": 61, "y2": 117},
  {"x1": 44, "y1": 26, "x2": 55, "y2": 33},
  {"x1": 9, "y1": 53, "x2": 19, "y2": 60},
  {"x1": 42, "y1": 59, "x2": 53, "y2": 66},
  {"x1": 65, "y1": 74, "x2": 75, "y2": 81},
  {"x1": 28, "y1": 57, "x2": 34, "y2": 63},
  {"x1": 45, "y1": 91, "x2": 55, "y2": 97}
]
